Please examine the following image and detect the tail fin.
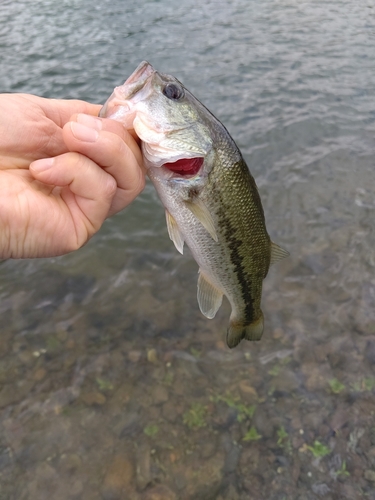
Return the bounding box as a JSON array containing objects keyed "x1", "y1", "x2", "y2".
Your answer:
[{"x1": 226, "y1": 313, "x2": 264, "y2": 349}]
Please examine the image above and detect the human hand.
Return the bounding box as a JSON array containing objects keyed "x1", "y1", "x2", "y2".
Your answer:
[{"x1": 0, "y1": 94, "x2": 145, "y2": 259}]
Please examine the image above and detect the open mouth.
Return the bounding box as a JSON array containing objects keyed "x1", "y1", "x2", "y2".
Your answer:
[{"x1": 163, "y1": 157, "x2": 204, "y2": 177}]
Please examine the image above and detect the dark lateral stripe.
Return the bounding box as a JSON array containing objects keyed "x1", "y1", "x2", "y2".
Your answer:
[
  {"x1": 207, "y1": 155, "x2": 269, "y2": 326},
  {"x1": 219, "y1": 210, "x2": 254, "y2": 324}
]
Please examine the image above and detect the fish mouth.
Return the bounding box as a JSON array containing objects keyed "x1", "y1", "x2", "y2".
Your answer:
[
  {"x1": 162, "y1": 157, "x2": 204, "y2": 177},
  {"x1": 124, "y1": 61, "x2": 155, "y2": 86},
  {"x1": 99, "y1": 62, "x2": 155, "y2": 122}
]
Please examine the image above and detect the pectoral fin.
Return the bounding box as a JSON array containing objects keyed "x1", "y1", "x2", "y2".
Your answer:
[
  {"x1": 197, "y1": 270, "x2": 223, "y2": 319},
  {"x1": 270, "y1": 242, "x2": 289, "y2": 265},
  {"x1": 165, "y1": 210, "x2": 184, "y2": 254},
  {"x1": 184, "y1": 199, "x2": 218, "y2": 242}
]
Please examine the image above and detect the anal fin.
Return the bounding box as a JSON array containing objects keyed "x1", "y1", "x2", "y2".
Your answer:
[
  {"x1": 197, "y1": 270, "x2": 223, "y2": 319},
  {"x1": 165, "y1": 210, "x2": 184, "y2": 254}
]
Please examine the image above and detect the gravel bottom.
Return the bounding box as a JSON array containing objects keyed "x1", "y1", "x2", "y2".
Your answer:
[{"x1": 0, "y1": 304, "x2": 375, "y2": 499}]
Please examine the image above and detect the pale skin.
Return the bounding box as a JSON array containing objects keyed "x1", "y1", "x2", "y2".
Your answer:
[{"x1": 0, "y1": 94, "x2": 145, "y2": 259}]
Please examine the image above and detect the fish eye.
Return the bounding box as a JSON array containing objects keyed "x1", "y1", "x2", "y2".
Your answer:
[{"x1": 162, "y1": 83, "x2": 184, "y2": 100}]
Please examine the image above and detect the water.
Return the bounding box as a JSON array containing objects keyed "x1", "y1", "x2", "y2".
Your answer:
[{"x1": 1, "y1": 0, "x2": 375, "y2": 498}]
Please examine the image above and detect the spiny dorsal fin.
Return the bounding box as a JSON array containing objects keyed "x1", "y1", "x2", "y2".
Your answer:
[
  {"x1": 197, "y1": 270, "x2": 223, "y2": 319},
  {"x1": 270, "y1": 242, "x2": 289, "y2": 265},
  {"x1": 165, "y1": 210, "x2": 184, "y2": 254},
  {"x1": 183, "y1": 199, "x2": 218, "y2": 242}
]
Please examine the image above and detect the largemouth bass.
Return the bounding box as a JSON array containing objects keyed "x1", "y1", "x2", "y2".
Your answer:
[{"x1": 100, "y1": 61, "x2": 288, "y2": 348}]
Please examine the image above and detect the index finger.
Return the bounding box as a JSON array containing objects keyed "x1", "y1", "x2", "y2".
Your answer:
[
  {"x1": 22, "y1": 94, "x2": 102, "y2": 127},
  {"x1": 46, "y1": 99, "x2": 102, "y2": 127}
]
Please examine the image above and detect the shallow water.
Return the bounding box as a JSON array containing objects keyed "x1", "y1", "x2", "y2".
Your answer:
[{"x1": 1, "y1": 0, "x2": 375, "y2": 498}]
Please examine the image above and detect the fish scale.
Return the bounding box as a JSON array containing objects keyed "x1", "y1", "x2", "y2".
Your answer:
[{"x1": 100, "y1": 61, "x2": 288, "y2": 348}]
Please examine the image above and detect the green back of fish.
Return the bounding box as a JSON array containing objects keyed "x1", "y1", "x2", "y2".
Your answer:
[{"x1": 203, "y1": 124, "x2": 271, "y2": 329}]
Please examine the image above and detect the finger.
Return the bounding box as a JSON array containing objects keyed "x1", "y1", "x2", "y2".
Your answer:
[
  {"x1": 22, "y1": 94, "x2": 102, "y2": 127},
  {"x1": 62, "y1": 114, "x2": 145, "y2": 216},
  {"x1": 50, "y1": 101, "x2": 102, "y2": 127},
  {"x1": 71, "y1": 113, "x2": 143, "y2": 161},
  {"x1": 29, "y1": 152, "x2": 117, "y2": 238}
]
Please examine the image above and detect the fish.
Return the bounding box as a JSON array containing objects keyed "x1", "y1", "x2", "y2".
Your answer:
[{"x1": 100, "y1": 61, "x2": 288, "y2": 348}]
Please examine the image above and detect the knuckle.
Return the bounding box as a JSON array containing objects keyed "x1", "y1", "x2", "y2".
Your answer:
[
  {"x1": 102, "y1": 174, "x2": 117, "y2": 200},
  {"x1": 101, "y1": 131, "x2": 124, "y2": 157},
  {"x1": 135, "y1": 169, "x2": 146, "y2": 194},
  {"x1": 104, "y1": 132, "x2": 135, "y2": 164}
]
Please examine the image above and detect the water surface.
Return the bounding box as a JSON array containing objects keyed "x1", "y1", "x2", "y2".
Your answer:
[{"x1": 1, "y1": 1, "x2": 375, "y2": 499}]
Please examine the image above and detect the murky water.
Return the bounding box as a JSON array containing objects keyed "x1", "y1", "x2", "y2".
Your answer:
[{"x1": 1, "y1": 0, "x2": 375, "y2": 498}]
